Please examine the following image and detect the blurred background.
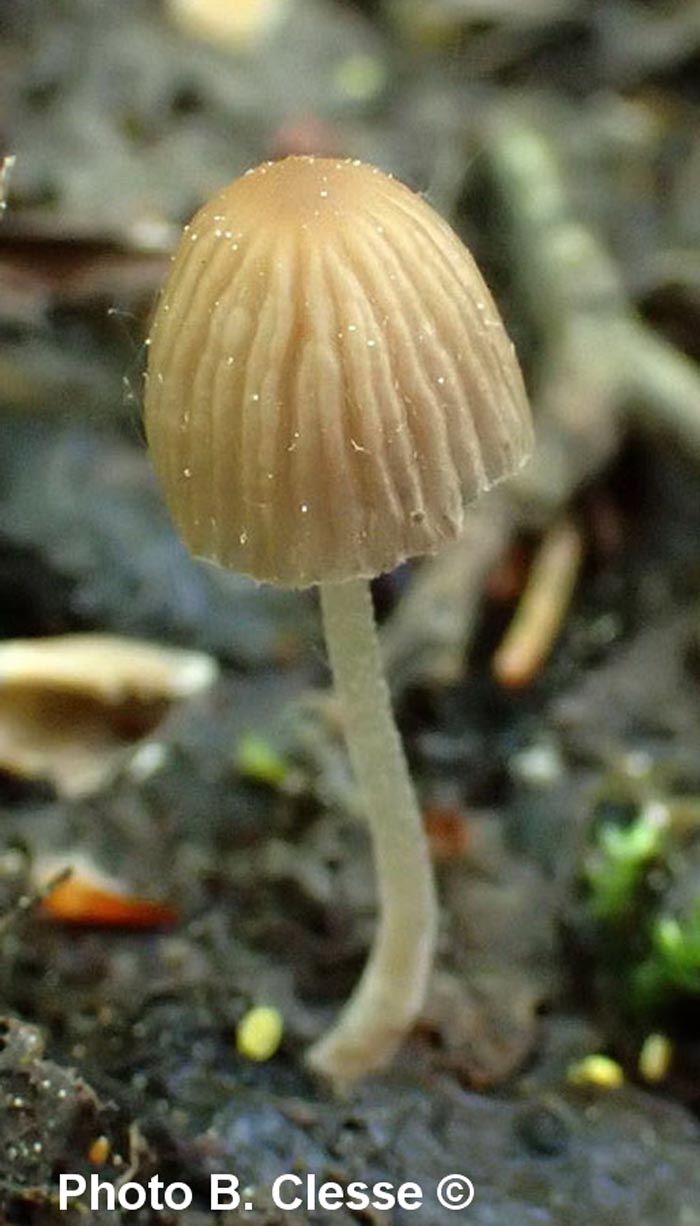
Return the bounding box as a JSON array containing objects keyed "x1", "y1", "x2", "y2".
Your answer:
[{"x1": 1, "y1": 2, "x2": 700, "y2": 1223}]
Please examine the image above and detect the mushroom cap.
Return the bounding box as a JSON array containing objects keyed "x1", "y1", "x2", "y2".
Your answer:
[{"x1": 145, "y1": 156, "x2": 532, "y2": 587}]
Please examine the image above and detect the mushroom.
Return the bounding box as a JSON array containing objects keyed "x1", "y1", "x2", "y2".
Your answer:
[{"x1": 144, "y1": 156, "x2": 532, "y2": 1085}]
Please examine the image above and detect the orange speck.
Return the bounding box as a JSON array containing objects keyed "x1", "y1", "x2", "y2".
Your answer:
[
  {"x1": 486, "y1": 541, "x2": 530, "y2": 604},
  {"x1": 424, "y1": 805, "x2": 471, "y2": 861},
  {"x1": 487, "y1": 544, "x2": 532, "y2": 605},
  {"x1": 88, "y1": 1136, "x2": 111, "y2": 1165}
]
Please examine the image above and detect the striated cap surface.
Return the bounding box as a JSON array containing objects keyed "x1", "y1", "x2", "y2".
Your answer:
[{"x1": 145, "y1": 156, "x2": 532, "y2": 587}]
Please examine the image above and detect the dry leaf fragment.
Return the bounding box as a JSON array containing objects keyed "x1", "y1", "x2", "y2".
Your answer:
[
  {"x1": 36, "y1": 853, "x2": 178, "y2": 929},
  {"x1": 0, "y1": 634, "x2": 217, "y2": 798}
]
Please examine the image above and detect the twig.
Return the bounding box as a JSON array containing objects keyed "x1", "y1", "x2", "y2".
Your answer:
[
  {"x1": 486, "y1": 112, "x2": 700, "y2": 479},
  {"x1": 115, "y1": 1121, "x2": 151, "y2": 1190},
  {"x1": 492, "y1": 516, "x2": 583, "y2": 688}
]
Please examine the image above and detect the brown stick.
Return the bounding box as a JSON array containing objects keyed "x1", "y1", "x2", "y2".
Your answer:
[{"x1": 492, "y1": 517, "x2": 583, "y2": 688}]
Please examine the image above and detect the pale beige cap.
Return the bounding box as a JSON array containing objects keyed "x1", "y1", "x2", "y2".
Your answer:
[{"x1": 145, "y1": 156, "x2": 532, "y2": 587}]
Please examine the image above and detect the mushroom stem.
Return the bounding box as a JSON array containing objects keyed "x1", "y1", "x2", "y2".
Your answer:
[{"x1": 307, "y1": 577, "x2": 438, "y2": 1085}]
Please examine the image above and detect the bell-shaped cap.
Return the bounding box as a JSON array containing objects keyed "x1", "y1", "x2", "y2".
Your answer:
[{"x1": 145, "y1": 156, "x2": 532, "y2": 587}]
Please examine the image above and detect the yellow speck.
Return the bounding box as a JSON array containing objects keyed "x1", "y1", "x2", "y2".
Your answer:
[
  {"x1": 638, "y1": 1033, "x2": 672, "y2": 1084},
  {"x1": 234, "y1": 732, "x2": 287, "y2": 785},
  {"x1": 567, "y1": 1054, "x2": 624, "y2": 1090},
  {"x1": 236, "y1": 1006, "x2": 283, "y2": 1062},
  {"x1": 87, "y1": 1135, "x2": 111, "y2": 1165},
  {"x1": 333, "y1": 54, "x2": 387, "y2": 103}
]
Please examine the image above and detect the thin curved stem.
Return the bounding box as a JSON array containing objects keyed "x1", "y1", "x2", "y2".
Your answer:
[{"x1": 306, "y1": 577, "x2": 438, "y2": 1086}]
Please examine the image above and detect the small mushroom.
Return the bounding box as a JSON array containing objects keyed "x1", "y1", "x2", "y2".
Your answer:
[{"x1": 145, "y1": 156, "x2": 532, "y2": 1085}]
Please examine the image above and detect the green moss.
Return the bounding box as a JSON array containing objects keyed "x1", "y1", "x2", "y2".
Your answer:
[
  {"x1": 584, "y1": 806, "x2": 667, "y2": 922},
  {"x1": 634, "y1": 911, "x2": 700, "y2": 1007}
]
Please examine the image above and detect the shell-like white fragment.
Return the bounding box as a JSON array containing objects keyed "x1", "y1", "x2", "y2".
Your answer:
[
  {"x1": 0, "y1": 634, "x2": 217, "y2": 797},
  {"x1": 167, "y1": 0, "x2": 289, "y2": 49}
]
